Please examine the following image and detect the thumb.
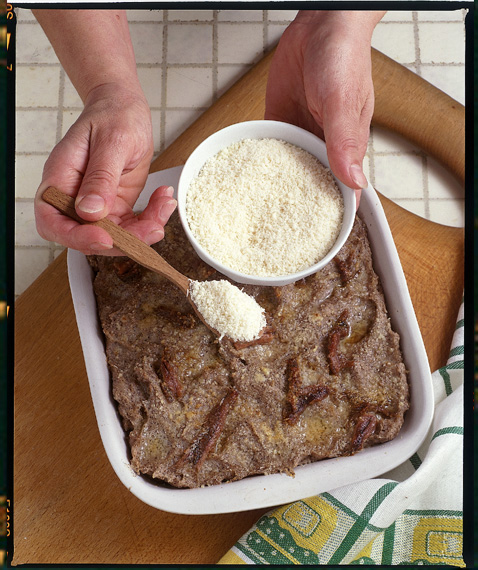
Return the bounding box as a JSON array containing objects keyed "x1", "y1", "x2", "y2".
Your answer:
[
  {"x1": 324, "y1": 124, "x2": 369, "y2": 192},
  {"x1": 321, "y1": 98, "x2": 372, "y2": 193},
  {"x1": 74, "y1": 139, "x2": 125, "y2": 222}
]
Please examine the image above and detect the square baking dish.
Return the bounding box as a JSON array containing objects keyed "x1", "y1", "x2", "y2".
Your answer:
[{"x1": 67, "y1": 165, "x2": 434, "y2": 515}]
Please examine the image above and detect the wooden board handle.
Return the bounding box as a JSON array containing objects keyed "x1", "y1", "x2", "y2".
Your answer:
[{"x1": 371, "y1": 48, "x2": 465, "y2": 184}]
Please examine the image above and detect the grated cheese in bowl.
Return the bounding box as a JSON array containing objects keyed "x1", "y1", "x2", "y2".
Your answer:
[{"x1": 185, "y1": 137, "x2": 344, "y2": 278}]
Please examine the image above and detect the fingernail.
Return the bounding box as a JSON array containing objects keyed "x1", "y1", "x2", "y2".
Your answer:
[
  {"x1": 165, "y1": 186, "x2": 175, "y2": 196},
  {"x1": 148, "y1": 228, "x2": 164, "y2": 244},
  {"x1": 349, "y1": 164, "x2": 368, "y2": 189},
  {"x1": 160, "y1": 199, "x2": 177, "y2": 221},
  {"x1": 90, "y1": 241, "x2": 113, "y2": 251},
  {"x1": 77, "y1": 193, "x2": 106, "y2": 214}
]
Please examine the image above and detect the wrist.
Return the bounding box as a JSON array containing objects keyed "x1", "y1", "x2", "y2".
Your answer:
[
  {"x1": 83, "y1": 79, "x2": 147, "y2": 109},
  {"x1": 33, "y1": 9, "x2": 141, "y2": 103},
  {"x1": 82, "y1": 82, "x2": 151, "y2": 129}
]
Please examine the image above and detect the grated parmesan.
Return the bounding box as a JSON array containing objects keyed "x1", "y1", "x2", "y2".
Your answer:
[
  {"x1": 189, "y1": 279, "x2": 266, "y2": 341},
  {"x1": 186, "y1": 138, "x2": 344, "y2": 277}
]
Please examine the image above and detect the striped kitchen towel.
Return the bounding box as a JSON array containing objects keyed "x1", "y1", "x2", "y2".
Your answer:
[{"x1": 219, "y1": 301, "x2": 465, "y2": 566}]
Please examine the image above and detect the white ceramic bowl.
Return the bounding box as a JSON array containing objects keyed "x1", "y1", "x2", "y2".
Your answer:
[
  {"x1": 177, "y1": 120, "x2": 357, "y2": 286},
  {"x1": 67, "y1": 164, "x2": 434, "y2": 515}
]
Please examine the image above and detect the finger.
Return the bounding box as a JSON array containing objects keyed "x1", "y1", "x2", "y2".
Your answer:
[
  {"x1": 120, "y1": 218, "x2": 165, "y2": 246},
  {"x1": 121, "y1": 186, "x2": 177, "y2": 245},
  {"x1": 324, "y1": 124, "x2": 368, "y2": 191},
  {"x1": 139, "y1": 186, "x2": 177, "y2": 224},
  {"x1": 321, "y1": 93, "x2": 373, "y2": 191},
  {"x1": 74, "y1": 131, "x2": 128, "y2": 222}
]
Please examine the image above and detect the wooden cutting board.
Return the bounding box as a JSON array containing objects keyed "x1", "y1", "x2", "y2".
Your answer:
[{"x1": 13, "y1": 48, "x2": 464, "y2": 565}]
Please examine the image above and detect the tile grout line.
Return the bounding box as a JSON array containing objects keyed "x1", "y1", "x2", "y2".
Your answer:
[
  {"x1": 412, "y1": 12, "x2": 430, "y2": 220},
  {"x1": 421, "y1": 152, "x2": 431, "y2": 220},
  {"x1": 16, "y1": 105, "x2": 79, "y2": 111},
  {"x1": 373, "y1": 150, "x2": 429, "y2": 156},
  {"x1": 383, "y1": 197, "x2": 462, "y2": 203},
  {"x1": 212, "y1": 11, "x2": 218, "y2": 102},
  {"x1": 17, "y1": 16, "x2": 469, "y2": 25},
  {"x1": 16, "y1": 151, "x2": 55, "y2": 156},
  {"x1": 263, "y1": 10, "x2": 268, "y2": 55},
  {"x1": 412, "y1": 12, "x2": 422, "y2": 77},
  {"x1": 136, "y1": 61, "x2": 277, "y2": 68},
  {"x1": 56, "y1": 68, "x2": 66, "y2": 147},
  {"x1": 159, "y1": 10, "x2": 168, "y2": 155}
]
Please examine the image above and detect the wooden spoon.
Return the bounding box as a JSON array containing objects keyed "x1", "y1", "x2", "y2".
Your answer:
[{"x1": 41, "y1": 186, "x2": 223, "y2": 336}]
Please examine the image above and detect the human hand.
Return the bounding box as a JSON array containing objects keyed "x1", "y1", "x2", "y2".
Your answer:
[
  {"x1": 35, "y1": 83, "x2": 176, "y2": 255},
  {"x1": 265, "y1": 11, "x2": 385, "y2": 205}
]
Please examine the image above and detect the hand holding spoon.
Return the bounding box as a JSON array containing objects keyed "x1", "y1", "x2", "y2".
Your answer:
[{"x1": 41, "y1": 186, "x2": 266, "y2": 342}]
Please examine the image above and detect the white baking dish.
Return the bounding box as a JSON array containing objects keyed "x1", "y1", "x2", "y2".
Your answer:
[{"x1": 68, "y1": 164, "x2": 434, "y2": 515}]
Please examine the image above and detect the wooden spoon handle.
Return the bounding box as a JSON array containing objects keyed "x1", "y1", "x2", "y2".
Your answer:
[{"x1": 41, "y1": 186, "x2": 190, "y2": 294}]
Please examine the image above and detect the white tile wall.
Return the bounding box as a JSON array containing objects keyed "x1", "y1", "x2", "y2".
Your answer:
[{"x1": 14, "y1": 8, "x2": 468, "y2": 297}]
